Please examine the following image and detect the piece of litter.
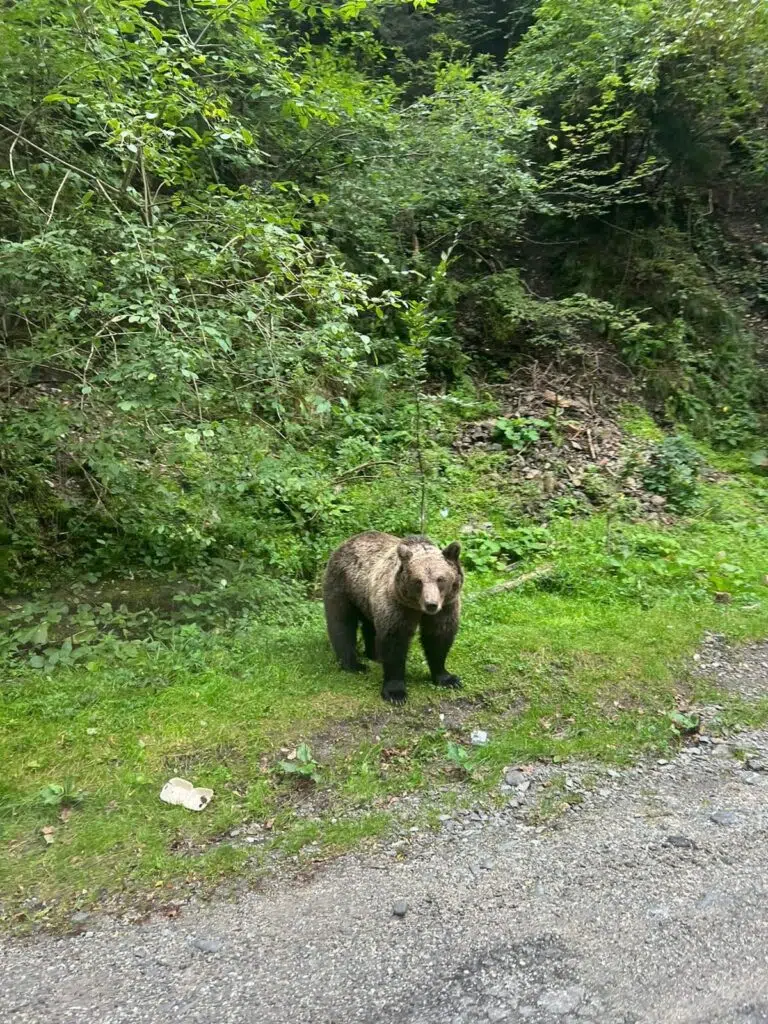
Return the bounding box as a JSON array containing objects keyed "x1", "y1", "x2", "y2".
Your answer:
[
  {"x1": 160, "y1": 777, "x2": 213, "y2": 812},
  {"x1": 470, "y1": 730, "x2": 489, "y2": 746}
]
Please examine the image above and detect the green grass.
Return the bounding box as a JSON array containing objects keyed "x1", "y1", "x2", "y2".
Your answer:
[
  {"x1": 4, "y1": 448, "x2": 768, "y2": 931},
  {"x1": 618, "y1": 402, "x2": 665, "y2": 441}
]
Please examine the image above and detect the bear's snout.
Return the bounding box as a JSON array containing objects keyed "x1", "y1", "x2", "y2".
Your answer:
[{"x1": 421, "y1": 582, "x2": 442, "y2": 615}]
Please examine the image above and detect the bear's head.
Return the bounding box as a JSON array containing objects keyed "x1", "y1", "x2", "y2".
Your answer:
[{"x1": 395, "y1": 539, "x2": 463, "y2": 615}]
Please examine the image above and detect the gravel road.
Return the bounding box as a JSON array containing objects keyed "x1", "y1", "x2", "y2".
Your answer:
[{"x1": 4, "y1": 638, "x2": 768, "y2": 1024}]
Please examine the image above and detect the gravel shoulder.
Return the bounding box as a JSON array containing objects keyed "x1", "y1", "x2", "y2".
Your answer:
[{"x1": 4, "y1": 642, "x2": 768, "y2": 1024}]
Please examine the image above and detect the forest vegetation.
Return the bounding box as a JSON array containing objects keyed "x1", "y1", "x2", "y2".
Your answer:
[{"x1": 2, "y1": 0, "x2": 768, "y2": 927}]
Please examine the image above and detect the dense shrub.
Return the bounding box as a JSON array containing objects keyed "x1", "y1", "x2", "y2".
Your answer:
[{"x1": 2, "y1": 0, "x2": 767, "y2": 587}]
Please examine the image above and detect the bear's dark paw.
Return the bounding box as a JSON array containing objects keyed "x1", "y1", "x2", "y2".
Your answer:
[
  {"x1": 342, "y1": 660, "x2": 368, "y2": 674},
  {"x1": 434, "y1": 672, "x2": 462, "y2": 689},
  {"x1": 382, "y1": 683, "x2": 406, "y2": 705}
]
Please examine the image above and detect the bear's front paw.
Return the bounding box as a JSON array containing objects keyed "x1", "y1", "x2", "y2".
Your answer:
[
  {"x1": 382, "y1": 683, "x2": 406, "y2": 705},
  {"x1": 434, "y1": 672, "x2": 462, "y2": 689}
]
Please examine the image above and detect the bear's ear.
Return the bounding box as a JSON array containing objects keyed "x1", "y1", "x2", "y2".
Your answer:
[
  {"x1": 397, "y1": 543, "x2": 413, "y2": 563},
  {"x1": 442, "y1": 541, "x2": 461, "y2": 563}
]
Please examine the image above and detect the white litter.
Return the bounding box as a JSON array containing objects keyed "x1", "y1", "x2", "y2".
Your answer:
[
  {"x1": 160, "y1": 777, "x2": 213, "y2": 812},
  {"x1": 470, "y1": 729, "x2": 489, "y2": 746}
]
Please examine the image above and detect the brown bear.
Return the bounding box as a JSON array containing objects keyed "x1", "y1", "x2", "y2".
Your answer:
[{"x1": 323, "y1": 531, "x2": 463, "y2": 704}]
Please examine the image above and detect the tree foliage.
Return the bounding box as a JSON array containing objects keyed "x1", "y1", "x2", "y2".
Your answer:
[{"x1": 1, "y1": 0, "x2": 767, "y2": 587}]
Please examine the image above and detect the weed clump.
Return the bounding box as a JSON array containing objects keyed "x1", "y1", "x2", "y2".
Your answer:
[{"x1": 641, "y1": 436, "x2": 703, "y2": 513}]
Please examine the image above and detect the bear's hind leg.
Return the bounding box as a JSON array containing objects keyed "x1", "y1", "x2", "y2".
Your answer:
[
  {"x1": 360, "y1": 617, "x2": 377, "y2": 661},
  {"x1": 420, "y1": 603, "x2": 462, "y2": 689},
  {"x1": 324, "y1": 594, "x2": 366, "y2": 673}
]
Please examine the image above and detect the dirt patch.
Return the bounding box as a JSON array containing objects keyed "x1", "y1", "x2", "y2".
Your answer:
[
  {"x1": 303, "y1": 689, "x2": 514, "y2": 765},
  {"x1": 453, "y1": 363, "x2": 684, "y2": 523}
]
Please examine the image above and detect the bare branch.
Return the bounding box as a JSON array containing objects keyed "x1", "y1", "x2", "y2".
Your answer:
[
  {"x1": 7, "y1": 126, "x2": 46, "y2": 215},
  {"x1": 45, "y1": 169, "x2": 72, "y2": 227},
  {"x1": 138, "y1": 145, "x2": 153, "y2": 227},
  {"x1": 471, "y1": 564, "x2": 555, "y2": 599},
  {"x1": 333, "y1": 460, "x2": 399, "y2": 483},
  {"x1": 0, "y1": 121, "x2": 139, "y2": 204}
]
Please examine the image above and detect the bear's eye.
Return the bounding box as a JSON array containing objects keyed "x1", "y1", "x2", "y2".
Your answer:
[{"x1": 436, "y1": 576, "x2": 446, "y2": 585}]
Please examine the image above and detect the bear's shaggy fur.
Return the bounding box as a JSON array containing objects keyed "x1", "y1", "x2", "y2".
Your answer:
[{"x1": 323, "y1": 531, "x2": 463, "y2": 704}]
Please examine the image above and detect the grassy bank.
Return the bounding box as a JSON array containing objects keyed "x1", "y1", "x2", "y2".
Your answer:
[{"x1": 4, "y1": 447, "x2": 768, "y2": 930}]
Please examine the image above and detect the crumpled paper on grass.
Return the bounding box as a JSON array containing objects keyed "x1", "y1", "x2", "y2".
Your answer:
[{"x1": 160, "y1": 777, "x2": 213, "y2": 811}]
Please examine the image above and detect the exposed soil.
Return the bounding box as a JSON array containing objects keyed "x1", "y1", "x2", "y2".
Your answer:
[{"x1": 453, "y1": 363, "x2": 686, "y2": 524}]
